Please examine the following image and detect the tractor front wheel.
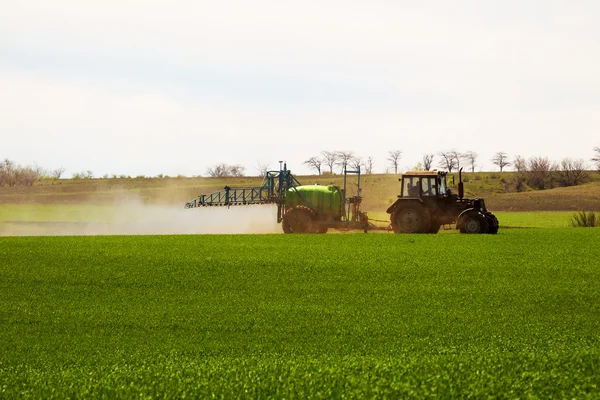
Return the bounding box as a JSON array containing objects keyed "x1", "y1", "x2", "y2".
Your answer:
[
  {"x1": 486, "y1": 214, "x2": 499, "y2": 234},
  {"x1": 391, "y1": 207, "x2": 432, "y2": 233},
  {"x1": 282, "y1": 206, "x2": 317, "y2": 234},
  {"x1": 460, "y1": 212, "x2": 489, "y2": 234}
]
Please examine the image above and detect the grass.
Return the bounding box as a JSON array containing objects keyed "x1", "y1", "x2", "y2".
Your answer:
[
  {"x1": 1, "y1": 230, "x2": 600, "y2": 397},
  {"x1": 0, "y1": 204, "x2": 117, "y2": 222},
  {"x1": 494, "y1": 211, "x2": 576, "y2": 228},
  {"x1": 367, "y1": 211, "x2": 577, "y2": 229}
]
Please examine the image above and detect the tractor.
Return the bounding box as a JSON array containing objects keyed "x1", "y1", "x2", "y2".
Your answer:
[
  {"x1": 185, "y1": 162, "x2": 499, "y2": 234},
  {"x1": 386, "y1": 169, "x2": 499, "y2": 234}
]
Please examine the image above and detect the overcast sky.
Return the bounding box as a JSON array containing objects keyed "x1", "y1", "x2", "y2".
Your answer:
[{"x1": 1, "y1": 0, "x2": 599, "y2": 177}]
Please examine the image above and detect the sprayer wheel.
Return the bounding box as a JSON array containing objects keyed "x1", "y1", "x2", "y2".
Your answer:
[
  {"x1": 282, "y1": 206, "x2": 317, "y2": 234},
  {"x1": 391, "y1": 207, "x2": 432, "y2": 234},
  {"x1": 316, "y1": 224, "x2": 328, "y2": 234}
]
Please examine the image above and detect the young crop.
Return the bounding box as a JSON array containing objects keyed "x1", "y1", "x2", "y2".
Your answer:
[{"x1": 1, "y1": 230, "x2": 599, "y2": 397}]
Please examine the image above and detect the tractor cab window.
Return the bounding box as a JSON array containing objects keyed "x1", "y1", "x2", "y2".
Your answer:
[
  {"x1": 438, "y1": 176, "x2": 448, "y2": 195},
  {"x1": 402, "y1": 177, "x2": 420, "y2": 197},
  {"x1": 421, "y1": 177, "x2": 437, "y2": 196}
]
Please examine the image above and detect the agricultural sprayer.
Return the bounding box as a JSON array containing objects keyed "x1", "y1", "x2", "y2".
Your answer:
[{"x1": 185, "y1": 162, "x2": 499, "y2": 234}]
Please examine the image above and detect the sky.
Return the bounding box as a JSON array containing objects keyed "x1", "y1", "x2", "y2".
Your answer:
[{"x1": 1, "y1": 0, "x2": 599, "y2": 177}]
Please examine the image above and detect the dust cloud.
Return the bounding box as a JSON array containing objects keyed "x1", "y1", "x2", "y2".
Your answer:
[{"x1": 0, "y1": 201, "x2": 281, "y2": 236}]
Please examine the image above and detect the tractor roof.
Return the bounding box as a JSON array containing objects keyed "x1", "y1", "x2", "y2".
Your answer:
[{"x1": 402, "y1": 170, "x2": 444, "y2": 176}]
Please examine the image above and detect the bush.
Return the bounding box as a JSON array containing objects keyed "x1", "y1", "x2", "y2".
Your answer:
[{"x1": 570, "y1": 211, "x2": 599, "y2": 228}]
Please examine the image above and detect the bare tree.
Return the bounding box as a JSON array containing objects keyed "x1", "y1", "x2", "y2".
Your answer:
[
  {"x1": 513, "y1": 155, "x2": 527, "y2": 172},
  {"x1": 365, "y1": 156, "x2": 374, "y2": 174},
  {"x1": 255, "y1": 162, "x2": 269, "y2": 177},
  {"x1": 593, "y1": 146, "x2": 600, "y2": 171},
  {"x1": 349, "y1": 156, "x2": 362, "y2": 171},
  {"x1": 449, "y1": 150, "x2": 462, "y2": 171},
  {"x1": 462, "y1": 151, "x2": 478, "y2": 172},
  {"x1": 206, "y1": 163, "x2": 230, "y2": 177},
  {"x1": 422, "y1": 154, "x2": 434, "y2": 171},
  {"x1": 526, "y1": 156, "x2": 554, "y2": 189},
  {"x1": 18, "y1": 166, "x2": 40, "y2": 186},
  {"x1": 227, "y1": 165, "x2": 245, "y2": 177},
  {"x1": 303, "y1": 156, "x2": 322, "y2": 175},
  {"x1": 335, "y1": 151, "x2": 355, "y2": 173},
  {"x1": 0, "y1": 159, "x2": 18, "y2": 187},
  {"x1": 387, "y1": 150, "x2": 402, "y2": 174},
  {"x1": 205, "y1": 164, "x2": 245, "y2": 178},
  {"x1": 0, "y1": 160, "x2": 5, "y2": 186},
  {"x1": 321, "y1": 151, "x2": 338, "y2": 173},
  {"x1": 491, "y1": 152, "x2": 511, "y2": 172},
  {"x1": 52, "y1": 167, "x2": 66, "y2": 179},
  {"x1": 558, "y1": 158, "x2": 589, "y2": 187},
  {"x1": 438, "y1": 151, "x2": 457, "y2": 172}
]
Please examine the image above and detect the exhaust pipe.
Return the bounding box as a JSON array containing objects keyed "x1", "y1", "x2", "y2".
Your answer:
[{"x1": 458, "y1": 168, "x2": 464, "y2": 199}]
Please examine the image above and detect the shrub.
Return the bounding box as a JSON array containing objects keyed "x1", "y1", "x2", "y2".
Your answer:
[{"x1": 570, "y1": 211, "x2": 599, "y2": 228}]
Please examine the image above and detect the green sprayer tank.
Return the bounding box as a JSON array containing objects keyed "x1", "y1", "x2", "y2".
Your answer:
[{"x1": 285, "y1": 185, "x2": 343, "y2": 220}]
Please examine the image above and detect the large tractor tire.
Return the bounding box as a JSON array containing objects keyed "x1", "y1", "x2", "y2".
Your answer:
[
  {"x1": 316, "y1": 224, "x2": 329, "y2": 234},
  {"x1": 282, "y1": 206, "x2": 317, "y2": 234},
  {"x1": 459, "y1": 211, "x2": 489, "y2": 234},
  {"x1": 486, "y1": 214, "x2": 499, "y2": 234},
  {"x1": 391, "y1": 207, "x2": 432, "y2": 234}
]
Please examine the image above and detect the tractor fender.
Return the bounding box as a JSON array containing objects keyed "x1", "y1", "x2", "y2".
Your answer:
[
  {"x1": 386, "y1": 199, "x2": 401, "y2": 214},
  {"x1": 456, "y1": 208, "x2": 478, "y2": 229},
  {"x1": 386, "y1": 198, "x2": 423, "y2": 215}
]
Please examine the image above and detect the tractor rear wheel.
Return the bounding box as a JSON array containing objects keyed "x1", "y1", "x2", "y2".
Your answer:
[
  {"x1": 391, "y1": 207, "x2": 432, "y2": 233},
  {"x1": 282, "y1": 206, "x2": 317, "y2": 234},
  {"x1": 316, "y1": 224, "x2": 329, "y2": 234},
  {"x1": 460, "y1": 212, "x2": 489, "y2": 234}
]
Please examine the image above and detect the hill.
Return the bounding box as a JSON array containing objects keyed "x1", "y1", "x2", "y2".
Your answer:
[{"x1": 0, "y1": 171, "x2": 599, "y2": 212}]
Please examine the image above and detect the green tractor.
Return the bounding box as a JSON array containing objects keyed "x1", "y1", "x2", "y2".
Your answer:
[{"x1": 386, "y1": 169, "x2": 499, "y2": 234}]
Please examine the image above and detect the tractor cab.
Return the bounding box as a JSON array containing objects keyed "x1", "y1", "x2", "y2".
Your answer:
[
  {"x1": 400, "y1": 170, "x2": 449, "y2": 198},
  {"x1": 387, "y1": 169, "x2": 499, "y2": 234}
]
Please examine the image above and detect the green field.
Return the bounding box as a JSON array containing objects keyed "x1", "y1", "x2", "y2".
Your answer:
[
  {"x1": 0, "y1": 203, "x2": 587, "y2": 233},
  {"x1": 1, "y1": 230, "x2": 599, "y2": 398}
]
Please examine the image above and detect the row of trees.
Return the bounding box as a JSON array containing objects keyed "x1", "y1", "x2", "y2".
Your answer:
[
  {"x1": 3, "y1": 147, "x2": 600, "y2": 186},
  {"x1": 301, "y1": 148, "x2": 600, "y2": 176},
  {"x1": 0, "y1": 159, "x2": 65, "y2": 187},
  {"x1": 205, "y1": 163, "x2": 245, "y2": 178},
  {"x1": 509, "y1": 156, "x2": 592, "y2": 190}
]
